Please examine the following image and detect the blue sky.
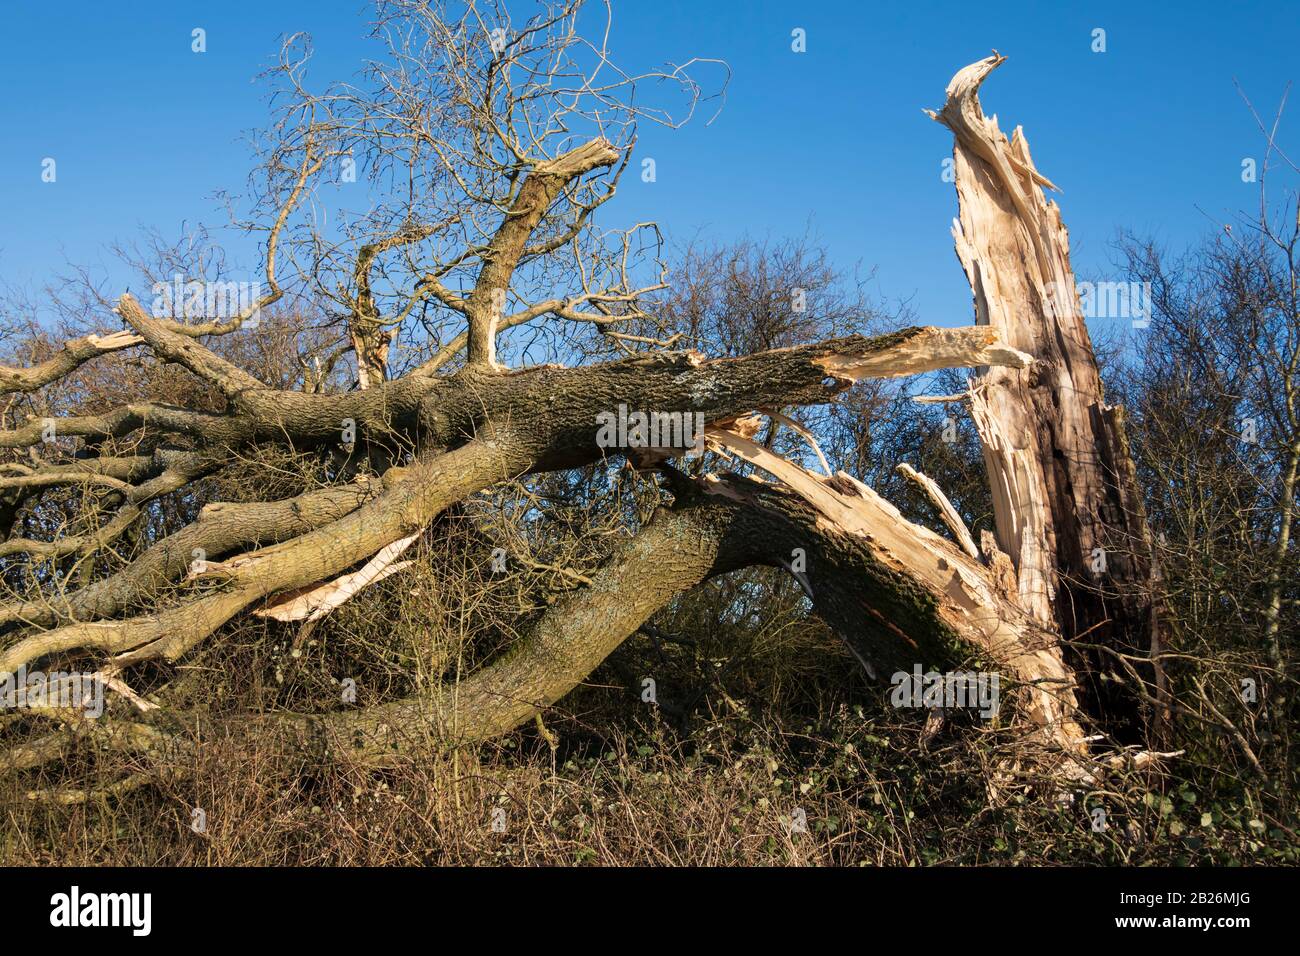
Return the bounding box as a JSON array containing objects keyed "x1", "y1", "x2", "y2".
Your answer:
[{"x1": 1, "y1": 0, "x2": 1296, "y2": 330}]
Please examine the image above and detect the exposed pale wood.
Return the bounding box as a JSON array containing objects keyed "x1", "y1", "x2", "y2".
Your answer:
[
  {"x1": 705, "y1": 424, "x2": 1087, "y2": 753},
  {"x1": 255, "y1": 532, "x2": 420, "y2": 622},
  {"x1": 766, "y1": 410, "x2": 833, "y2": 476},
  {"x1": 980, "y1": 529, "x2": 1019, "y2": 602},
  {"x1": 92, "y1": 669, "x2": 159, "y2": 713},
  {"x1": 931, "y1": 54, "x2": 1163, "y2": 733},
  {"x1": 965, "y1": 379, "x2": 1053, "y2": 621},
  {"x1": 896, "y1": 462, "x2": 980, "y2": 559},
  {"x1": 0, "y1": 330, "x2": 142, "y2": 395},
  {"x1": 812, "y1": 325, "x2": 1030, "y2": 383},
  {"x1": 912, "y1": 393, "x2": 968, "y2": 404}
]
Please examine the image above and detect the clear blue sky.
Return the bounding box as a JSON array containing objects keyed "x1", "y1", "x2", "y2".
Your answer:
[{"x1": 1, "y1": 0, "x2": 1296, "y2": 329}]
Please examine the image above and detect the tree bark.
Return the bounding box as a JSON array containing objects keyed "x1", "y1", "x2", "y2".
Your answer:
[{"x1": 0, "y1": 57, "x2": 1177, "y2": 801}]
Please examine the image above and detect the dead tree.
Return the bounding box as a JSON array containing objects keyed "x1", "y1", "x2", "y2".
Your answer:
[
  {"x1": 0, "y1": 7, "x2": 1168, "y2": 799},
  {"x1": 929, "y1": 54, "x2": 1166, "y2": 740}
]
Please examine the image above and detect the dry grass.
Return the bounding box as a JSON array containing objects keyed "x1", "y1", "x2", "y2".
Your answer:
[{"x1": 0, "y1": 456, "x2": 1294, "y2": 867}]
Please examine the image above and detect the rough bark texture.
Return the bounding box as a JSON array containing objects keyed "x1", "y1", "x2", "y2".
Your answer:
[
  {"x1": 0, "y1": 56, "x2": 1172, "y2": 801},
  {"x1": 106, "y1": 470, "x2": 1089, "y2": 771}
]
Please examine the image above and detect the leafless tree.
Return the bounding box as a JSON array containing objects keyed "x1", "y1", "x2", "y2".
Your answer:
[{"x1": 0, "y1": 18, "x2": 1164, "y2": 802}]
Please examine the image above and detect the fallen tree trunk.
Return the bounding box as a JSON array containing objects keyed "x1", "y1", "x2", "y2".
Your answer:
[
  {"x1": 0, "y1": 324, "x2": 1026, "y2": 677},
  {"x1": 0, "y1": 55, "x2": 1171, "y2": 803},
  {"x1": 3, "y1": 320, "x2": 1071, "y2": 788},
  {"x1": 48, "y1": 465, "x2": 1088, "y2": 775}
]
